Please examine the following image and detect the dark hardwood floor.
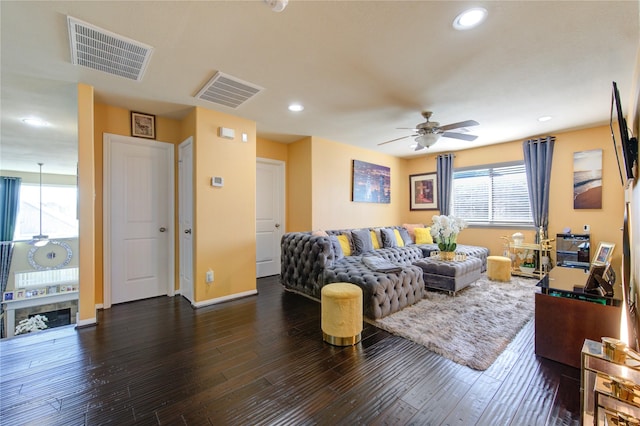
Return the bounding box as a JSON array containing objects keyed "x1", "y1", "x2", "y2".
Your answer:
[{"x1": 1, "y1": 276, "x2": 581, "y2": 425}]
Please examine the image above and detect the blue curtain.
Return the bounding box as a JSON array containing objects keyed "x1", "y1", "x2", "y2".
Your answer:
[
  {"x1": 436, "y1": 154, "x2": 454, "y2": 215},
  {"x1": 523, "y1": 137, "x2": 555, "y2": 242},
  {"x1": 1, "y1": 176, "x2": 21, "y2": 338}
]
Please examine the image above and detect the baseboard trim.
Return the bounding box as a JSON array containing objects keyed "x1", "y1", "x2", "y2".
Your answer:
[
  {"x1": 75, "y1": 315, "x2": 97, "y2": 328},
  {"x1": 192, "y1": 290, "x2": 258, "y2": 308}
]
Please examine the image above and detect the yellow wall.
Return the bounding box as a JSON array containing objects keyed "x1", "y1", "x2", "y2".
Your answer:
[
  {"x1": 192, "y1": 107, "x2": 257, "y2": 302},
  {"x1": 92, "y1": 103, "x2": 182, "y2": 305},
  {"x1": 405, "y1": 126, "x2": 625, "y2": 277},
  {"x1": 287, "y1": 137, "x2": 313, "y2": 232},
  {"x1": 310, "y1": 136, "x2": 408, "y2": 230},
  {"x1": 77, "y1": 83, "x2": 96, "y2": 322},
  {"x1": 257, "y1": 137, "x2": 288, "y2": 162}
]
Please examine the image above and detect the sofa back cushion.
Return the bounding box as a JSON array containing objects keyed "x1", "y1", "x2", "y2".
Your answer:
[
  {"x1": 380, "y1": 228, "x2": 397, "y2": 248},
  {"x1": 414, "y1": 227, "x2": 434, "y2": 244},
  {"x1": 336, "y1": 234, "x2": 352, "y2": 256},
  {"x1": 397, "y1": 227, "x2": 413, "y2": 246},
  {"x1": 329, "y1": 235, "x2": 344, "y2": 260},
  {"x1": 402, "y1": 223, "x2": 425, "y2": 240},
  {"x1": 351, "y1": 228, "x2": 374, "y2": 254},
  {"x1": 393, "y1": 229, "x2": 405, "y2": 247},
  {"x1": 370, "y1": 230, "x2": 381, "y2": 249}
]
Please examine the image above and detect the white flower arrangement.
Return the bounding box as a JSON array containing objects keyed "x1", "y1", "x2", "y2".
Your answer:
[
  {"x1": 430, "y1": 215, "x2": 468, "y2": 252},
  {"x1": 15, "y1": 314, "x2": 48, "y2": 335}
]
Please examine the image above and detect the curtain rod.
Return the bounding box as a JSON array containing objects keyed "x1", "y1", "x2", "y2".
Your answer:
[{"x1": 524, "y1": 136, "x2": 556, "y2": 144}]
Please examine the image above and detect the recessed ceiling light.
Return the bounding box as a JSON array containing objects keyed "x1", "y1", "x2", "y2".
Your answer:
[
  {"x1": 538, "y1": 116, "x2": 553, "y2": 122},
  {"x1": 453, "y1": 7, "x2": 488, "y2": 30},
  {"x1": 22, "y1": 117, "x2": 49, "y2": 127},
  {"x1": 288, "y1": 103, "x2": 304, "y2": 112}
]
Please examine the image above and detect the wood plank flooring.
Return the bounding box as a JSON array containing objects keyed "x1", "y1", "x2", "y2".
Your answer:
[{"x1": 0, "y1": 275, "x2": 581, "y2": 425}]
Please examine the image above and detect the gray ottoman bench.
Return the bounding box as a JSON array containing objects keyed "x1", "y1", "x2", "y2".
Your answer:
[{"x1": 414, "y1": 256, "x2": 483, "y2": 295}]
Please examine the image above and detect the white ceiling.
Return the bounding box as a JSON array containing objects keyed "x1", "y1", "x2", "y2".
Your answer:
[{"x1": 1, "y1": 1, "x2": 638, "y2": 175}]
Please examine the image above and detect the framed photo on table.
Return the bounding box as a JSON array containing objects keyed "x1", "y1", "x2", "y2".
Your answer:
[
  {"x1": 409, "y1": 172, "x2": 438, "y2": 210},
  {"x1": 131, "y1": 111, "x2": 156, "y2": 139},
  {"x1": 592, "y1": 242, "x2": 615, "y2": 266}
]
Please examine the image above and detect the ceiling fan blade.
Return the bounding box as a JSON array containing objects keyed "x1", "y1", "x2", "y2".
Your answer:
[
  {"x1": 442, "y1": 132, "x2": 478, "y2": 141},
  {"x1": 377, "y1": 134, "x2": 414, "y2": 146},
  {"x1": 438, "y1": 120, "x2": 479, "y2": 131},
  {"x1": 414, "y1": 144, "x2": 425, "y2": 151}
]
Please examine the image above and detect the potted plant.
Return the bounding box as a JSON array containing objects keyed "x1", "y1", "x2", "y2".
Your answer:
[{"x1": 430, "y1": 215, "x2": 467, "y2": 260}]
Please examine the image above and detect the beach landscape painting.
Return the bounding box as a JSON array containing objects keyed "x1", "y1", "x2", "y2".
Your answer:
[{"x1": 573, "y1": 149, "x2": 602, "y2": 209}]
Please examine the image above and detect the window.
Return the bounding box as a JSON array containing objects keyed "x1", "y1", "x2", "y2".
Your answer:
[
  {"x1": 452, "y1": 162, "x2": 533, "y2": 226},
  {"x1": 13, "y1": 183, "x2": 78, "y2": 241}
]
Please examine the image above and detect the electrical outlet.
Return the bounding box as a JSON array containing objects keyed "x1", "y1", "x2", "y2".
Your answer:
[
  {"x1": 206, "y1": 270, "x2": 214, "y2": 283},
  {"x1": 583, "y1": 224, "x2": 590, "y2": 233}
]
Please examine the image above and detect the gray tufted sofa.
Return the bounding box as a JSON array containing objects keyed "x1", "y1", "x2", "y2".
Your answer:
[
  {"x1": 280, "y1": 230, "x2": 426, "y2": 319},
  {"x1": 280, "y1": 227, "x2": 490, "y2": 319}
]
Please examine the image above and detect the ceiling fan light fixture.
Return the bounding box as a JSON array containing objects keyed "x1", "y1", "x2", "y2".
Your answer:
[
  {"x1": 415, "y1": 133, "x2": 441, "y2": 148},
  {"x1": 453, "y1": 7, "x2": 488, "y2": 30}
]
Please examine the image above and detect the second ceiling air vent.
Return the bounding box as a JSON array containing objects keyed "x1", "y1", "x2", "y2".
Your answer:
[
  {"x1": 67, "y1": 16, "x2": 154, "y2": 81},
  {"x1": 195, "y1": 72, "x2": 263, "y2": 109}
]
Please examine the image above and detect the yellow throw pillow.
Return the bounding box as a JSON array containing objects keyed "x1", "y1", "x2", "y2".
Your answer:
[
  {"x1": 337, "y1": 234, "x2": 352, "y2": 256},
  {"x1": 393, "y1": 229, "x2": 405, "y2": 247},
  {"x1": 415, "y1": 227, "x2": 433, "y2": 244},
  {"x1": 402, "y1": 223, "x2": 425, "y2": 240},
  {"x1": 370, "y1": 230, "x2": 381, "y2": 249}
]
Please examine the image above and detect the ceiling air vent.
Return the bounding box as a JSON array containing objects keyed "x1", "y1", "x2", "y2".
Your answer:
[
  {"x1": 67, "y1": 16, "x2": 153, "y2": 81},
  {"x1": 195, "y1": 72, "x2": 263, "y2": 109}
]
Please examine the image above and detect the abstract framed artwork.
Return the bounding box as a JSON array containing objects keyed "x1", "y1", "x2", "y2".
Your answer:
[
  {"x1": 352, "y1": 160, "x2": 390, "y2": 203},
  {"x1": 409, "y1": 172, "x2": 438, "y2": 210}
]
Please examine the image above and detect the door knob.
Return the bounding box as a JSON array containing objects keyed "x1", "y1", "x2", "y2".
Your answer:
[
  {"x1": 184, "y1": 229, "x2": 192, "y2": 234},
  {"x1": 275, "y1": 223, "x2": 281, "y2": 228},
  {"x1": 159, "y1": 227, "x2": 167, "y2": 232}
]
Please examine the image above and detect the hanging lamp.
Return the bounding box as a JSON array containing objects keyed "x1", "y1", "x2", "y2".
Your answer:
[{"x1": 32, "y1": 162, "x2": 49, "y2": 247}]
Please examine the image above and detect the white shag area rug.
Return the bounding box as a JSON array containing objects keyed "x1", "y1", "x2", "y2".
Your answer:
[{"x1": 374, "y1": 274, "x2": 539, "y2": 370}]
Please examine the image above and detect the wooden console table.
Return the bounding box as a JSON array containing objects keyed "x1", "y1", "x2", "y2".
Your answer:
[{"x1": 535, "y1": 267, "x2": 621, "y2": 369}]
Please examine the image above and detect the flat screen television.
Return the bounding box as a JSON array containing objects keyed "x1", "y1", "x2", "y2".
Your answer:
[{"x1": 611, "y1": 81, "x2": 638, "y2": 185}]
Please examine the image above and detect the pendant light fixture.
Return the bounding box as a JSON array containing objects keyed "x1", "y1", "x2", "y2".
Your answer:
[{"x1": 32, "y1": 162, "x2": 49, "y2": 247}]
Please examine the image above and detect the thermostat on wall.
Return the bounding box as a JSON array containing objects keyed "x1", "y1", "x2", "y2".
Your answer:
[{"x1": 211, "y1": 176, "x2": 224, "y2": 187}]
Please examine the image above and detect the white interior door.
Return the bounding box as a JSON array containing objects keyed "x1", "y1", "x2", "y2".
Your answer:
[
  {"x1": 256, "y1": 158, "x2": 285, "y2": 278},
  {"x1": 104, "y1": 134, "x2": 174, "y2": 306},
  {"x1": 179, "y1": 137, "x2": 194, "y2": 303}
]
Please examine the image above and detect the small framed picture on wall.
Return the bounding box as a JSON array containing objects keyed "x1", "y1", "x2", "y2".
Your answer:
[
  {"x1": 131, "y1": 111, "x2": 156, "y2": 139},
  {"x1": 409, "y1": 172, "x2": 438, "y2": 210}
]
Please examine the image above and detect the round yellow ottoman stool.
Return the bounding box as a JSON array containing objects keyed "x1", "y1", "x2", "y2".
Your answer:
[
  {"x1": 487, "y1": 256, "x2": 512, "y2": 282},
  {"x1": 321, "y1": 282, "x2": 363, "y2": 346}
]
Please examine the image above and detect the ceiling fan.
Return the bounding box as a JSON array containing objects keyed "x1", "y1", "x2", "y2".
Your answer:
[{"x1": 378, "y1": 111, "x2": 479, "y2": 151}]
